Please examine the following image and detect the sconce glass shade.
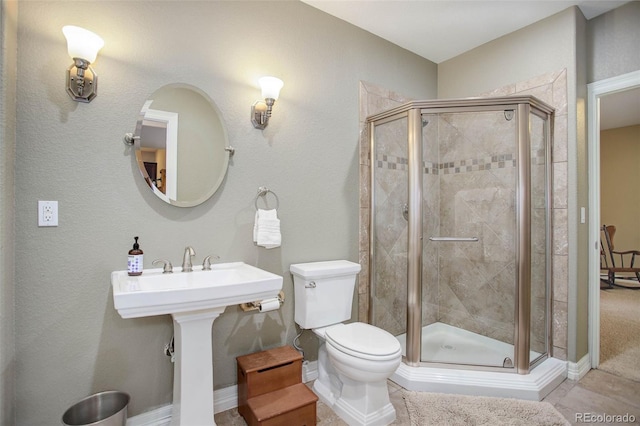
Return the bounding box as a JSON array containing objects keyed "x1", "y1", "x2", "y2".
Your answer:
[
  {"x1": 62, "y1": 25, "x2": 104, "y2": 103},
  {"x1": 252, "y1": 76, "x2": 284, "y2": 129},
  {"x1": 62, "y1": 26, "x2": 104, "y2": 63},
  {"x1": 259, "y1": 76, "x2": 284, "y2": 100}
]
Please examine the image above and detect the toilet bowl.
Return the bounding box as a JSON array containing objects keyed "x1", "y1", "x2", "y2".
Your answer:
[
  {"x1": 290, "y1": 261, "x2": 402, "y2": 426},
  {"x1": 323, "y1": 323, "x2": 401, "y2": 426},
  {"x1": 326, "y1": 323, "x2": 402, "y2": 382}
]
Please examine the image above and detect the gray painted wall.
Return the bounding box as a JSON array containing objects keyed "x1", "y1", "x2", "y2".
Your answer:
[
  {"x1": 7, "y1": 0, "x2": 639, "y2": 424},
  {"x1": 438, "y1": 8, "x2": 578, "y2": 98},
  {"x1": 1, "y1": 1, "x2": 17, "y2": 425},
  {"x1": 587, "y1": 1, "x2": 640, "y2": 83},
  {"x1": 13, "y1": 1, "x2": 436, "y2": 424}
]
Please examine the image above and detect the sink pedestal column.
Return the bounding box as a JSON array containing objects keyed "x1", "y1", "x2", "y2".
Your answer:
[{"x1": 171, "y1": 307, "x2": 226, "y2": 426}]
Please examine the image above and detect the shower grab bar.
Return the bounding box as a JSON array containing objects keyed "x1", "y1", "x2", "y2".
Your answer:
[{"x1": 429, "y1": 237, "x2": 479, "y2": 242}]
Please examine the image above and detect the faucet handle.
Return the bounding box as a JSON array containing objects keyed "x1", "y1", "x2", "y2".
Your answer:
[
  {"x1": 202, "y1": 255, "x2": 220, "y2": 270},
  {"x1": 152, "y1": 259, "x2": 173, "y2": 273}
]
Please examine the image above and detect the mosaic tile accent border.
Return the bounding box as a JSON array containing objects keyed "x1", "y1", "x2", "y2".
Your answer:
[
  {"x1": 376, "y1": 154, "x2": 408, "y2": 170},
  {"x1": 375, "y1": 153, "x2": 516, "y2": 174},
  {"x1": 441, "y1": 154, "x2": 515, "y2": 174},
  {"x1": 424, "y1": 162, "x2": 439, "y2": 175}
]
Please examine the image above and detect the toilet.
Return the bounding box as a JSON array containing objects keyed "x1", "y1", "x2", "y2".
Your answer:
[{"x1": 290, "y1": 260, "x2": 402, "y2": 426}]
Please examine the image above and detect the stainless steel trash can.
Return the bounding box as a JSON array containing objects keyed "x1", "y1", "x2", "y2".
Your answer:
[{"x1": 62, "y1": 391, "x2": 129, "y2": 426}]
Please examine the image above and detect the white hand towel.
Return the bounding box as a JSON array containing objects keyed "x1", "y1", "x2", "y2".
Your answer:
[{"x1": 253, "y1": 209, "x2": 281, "y2": 249}]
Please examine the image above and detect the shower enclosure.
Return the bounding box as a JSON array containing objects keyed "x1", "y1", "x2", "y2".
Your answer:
[{"x1": 367, "y1": 96, "x2": 563, "y2": 398}]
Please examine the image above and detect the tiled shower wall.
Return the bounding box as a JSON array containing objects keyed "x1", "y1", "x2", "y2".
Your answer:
[{"x1": 358, "y1": 69, "x2": 569, "y2": 360}]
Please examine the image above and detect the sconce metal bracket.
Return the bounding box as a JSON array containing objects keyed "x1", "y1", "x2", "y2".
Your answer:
[
  {"x1": 66, "y1": 59, "x2": 98, "y2": 103},
  {"x1": 251, "y1": 100, "x2": 268, "y2": 129},
  {"x1": 251, "y1": 98, "x2": 276, "y2": 130}
]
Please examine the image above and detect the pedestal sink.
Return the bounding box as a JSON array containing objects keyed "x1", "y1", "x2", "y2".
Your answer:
[{"x1": 111, "y1": 262, "x2": 283, "y2": 425}]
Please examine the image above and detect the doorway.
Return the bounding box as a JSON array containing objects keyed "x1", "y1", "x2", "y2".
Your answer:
[{"x1": 587, "y1": 70, "x2": 640, "y2": 368}]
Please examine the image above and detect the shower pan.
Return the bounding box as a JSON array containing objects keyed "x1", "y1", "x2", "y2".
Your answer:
[{"x1": 366, "y1": 96, "x2": 566, "y2": 400}]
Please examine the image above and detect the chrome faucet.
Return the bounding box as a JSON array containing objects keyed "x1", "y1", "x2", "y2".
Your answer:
[{"x1": 182, "y1": 246, "x2": 196, "y2": 272}]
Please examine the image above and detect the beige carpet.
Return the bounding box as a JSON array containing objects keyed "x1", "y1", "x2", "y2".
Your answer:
[
  {"x1": 599, "y1": 287, "x2": 640, "y2": 382},
  {"x1": 403, "y1": 391, "x2": 570, "y2": 425}
]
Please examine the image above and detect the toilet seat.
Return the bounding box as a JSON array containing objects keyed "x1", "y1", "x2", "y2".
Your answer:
[{"x1": 325, "y1": 322, "x2": 401, "y2": 361}]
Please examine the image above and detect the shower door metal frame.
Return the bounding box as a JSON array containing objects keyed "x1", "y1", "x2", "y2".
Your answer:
[
  {"x1": 527, "y1": 104, "x2": 555, "y2": 372},
  {"x1": 367, "y1": 96, "x2": 554, "y2": 375},
  {"x1": 406, "y1": 109, "x2": 423, "y2": 367},
  {"x1": 515, "y1": 102, "x2": 532, "y2": 373}
]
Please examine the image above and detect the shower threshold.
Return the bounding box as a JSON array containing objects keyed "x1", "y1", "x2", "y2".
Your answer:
[
  {"x1": 396, "y1": 322, "x2": 540, "y2": 366},
  {"x1": 392, "y1": 322, "x2": 567, "y2": 400}
]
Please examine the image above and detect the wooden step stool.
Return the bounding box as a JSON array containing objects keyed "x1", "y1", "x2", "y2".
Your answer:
[{"x1": 237, "y1": 345, "x2": 318, "y2": 426}]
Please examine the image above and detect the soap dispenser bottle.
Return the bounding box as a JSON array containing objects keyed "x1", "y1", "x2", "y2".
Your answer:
[{"x1": 128, "y1": 236, "x2": 143, "y2": 276}]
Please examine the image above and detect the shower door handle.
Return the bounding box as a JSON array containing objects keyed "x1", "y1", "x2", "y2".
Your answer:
[
  {"x1": 402, "y1": 203, "x2": 409, "y2": 221},
  {"x1": 429, "y1": 237, "x2": 479, "y2": 242}
]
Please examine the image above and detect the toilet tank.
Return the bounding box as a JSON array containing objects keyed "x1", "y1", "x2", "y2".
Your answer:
[{"x1": 290, "y1": 260, "x2": 362, "y2": 329}]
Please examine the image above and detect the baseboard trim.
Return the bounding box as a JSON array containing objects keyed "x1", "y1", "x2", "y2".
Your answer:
[
  {"x1": 567, "y1": 353, "x2": 591, "y2": 381},
  {"x1": 126, "y1": 385, "x2": 238, "y2": 426},
  {"x1": 214, "y1": 384, "x2": 238, "y2": 414},
  {"x1": 126, "y1": 404, "x2": 171, "y2": 426}
]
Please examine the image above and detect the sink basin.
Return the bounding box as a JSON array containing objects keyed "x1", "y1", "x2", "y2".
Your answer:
[
  {"x1": 111, "y1": 261, "x2": 283, "y2": 425},
  {"x1": 112, "y1": 261, "x2": 283, "y2": 318}
]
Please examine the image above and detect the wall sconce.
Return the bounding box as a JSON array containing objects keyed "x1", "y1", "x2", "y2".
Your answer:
[
  {"x1": 62, "y1": 25, "x2": 104, "y2": 103},
  {"x1": 251, "y1": 76, "x2": 284, "y2": 129}
]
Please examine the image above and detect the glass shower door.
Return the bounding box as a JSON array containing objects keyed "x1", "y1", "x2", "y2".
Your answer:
[
  {"x1": 421, "y1": 108, "x2": 518, "y2": 368},
  {"x1": 370, "y1": 114, "x2": 410, "y2": 353}
]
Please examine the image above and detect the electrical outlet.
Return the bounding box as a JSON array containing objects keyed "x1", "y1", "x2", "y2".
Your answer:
[{"x1": 38, "y1": 201, "x2": 58, "y2": 227}]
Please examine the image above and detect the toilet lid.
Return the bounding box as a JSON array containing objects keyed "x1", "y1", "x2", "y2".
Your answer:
[{"x1": 325, "y1": 322, "x2": 401, "y2": 358}]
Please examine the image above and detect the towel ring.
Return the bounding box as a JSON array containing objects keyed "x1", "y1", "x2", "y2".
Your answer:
[{"x1": 254, "y1": 186, "x2": 280, "y2": 210}]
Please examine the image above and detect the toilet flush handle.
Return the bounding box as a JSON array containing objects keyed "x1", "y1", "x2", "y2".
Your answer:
[{"x1": 305, "y1": 281, "x2": 316, "y2": 289}]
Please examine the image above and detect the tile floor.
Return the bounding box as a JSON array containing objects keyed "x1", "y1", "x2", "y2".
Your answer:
[
  {"x1": 214, "y1": 368, "x2": 640, "y2": 425},
  {"x1": 544, "y1": 369, "x2": 640, "y2": 425}
]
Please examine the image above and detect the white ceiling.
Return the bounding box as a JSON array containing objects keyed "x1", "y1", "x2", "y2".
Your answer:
[{"x1": 302, "y1": 0, "x2": 639, "y2": 130}]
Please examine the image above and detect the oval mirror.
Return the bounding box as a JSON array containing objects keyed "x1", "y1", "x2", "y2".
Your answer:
[{"x1": 133, "y1": 83, "x2": 232, "y2": 207}]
